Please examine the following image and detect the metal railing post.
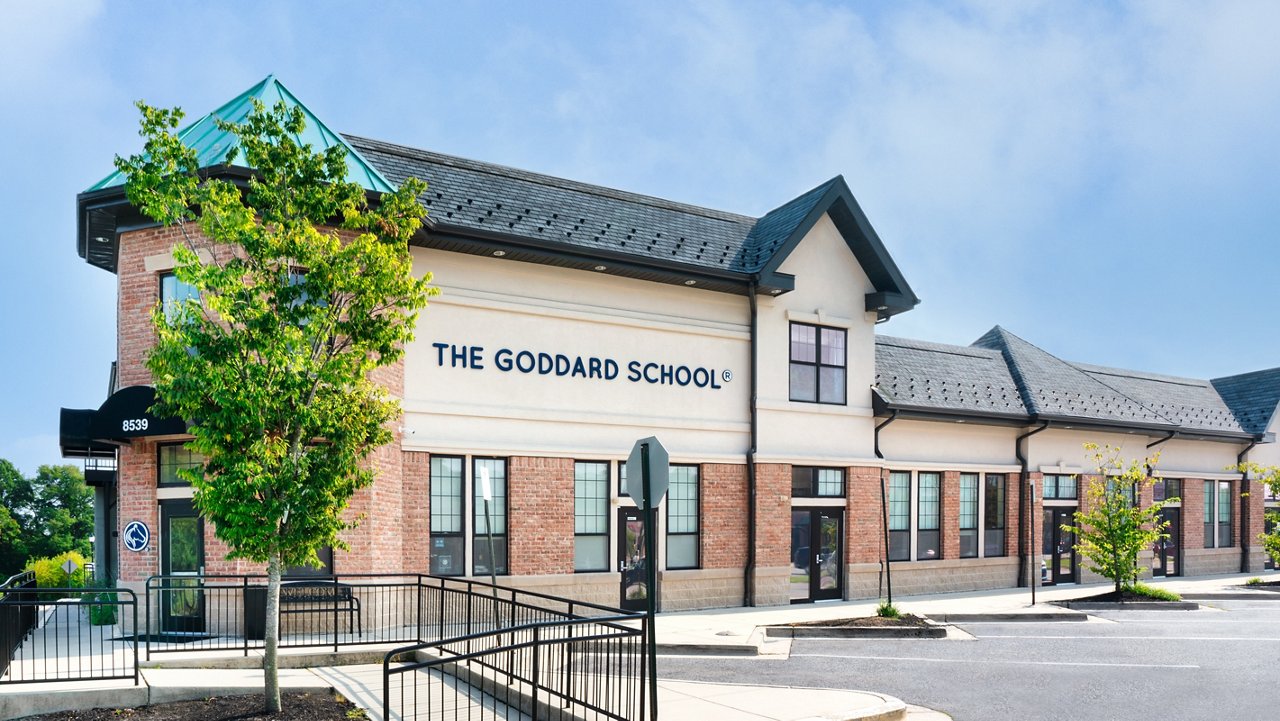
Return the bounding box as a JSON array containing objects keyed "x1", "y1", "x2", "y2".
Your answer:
[{"x1": 130, "y1": 590, "x2": 139, "y2": 686}]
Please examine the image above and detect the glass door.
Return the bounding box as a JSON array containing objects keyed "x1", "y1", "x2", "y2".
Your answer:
[
  {"x1": 1152, "y1": 508, "x2": 1181, "y2": 577},
  {"x1": 1041, "y1": 507, "x2": 1076, "y2": 585},
  {"x1": 160, "y1": 500, "x2": 205, "y2": 633},
  {"x1": 790, "y1": 509, "x2": 844, "y2": 603},
  {"x1": 617, "y1": 507, "x2": 650, "y2": 612}
]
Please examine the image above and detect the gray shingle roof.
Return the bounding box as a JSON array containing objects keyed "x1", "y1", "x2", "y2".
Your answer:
[
  {"x1": 1072, "y1": 362, "x2": 1247, "y2": 434},
  {"x1": 347, "y1": 134, "x2": 765, "y2": 273},
  {"x1": 877, "y1": 326, "x2": 1266, "y2": 439},
  {"x1": 875, "y1": 336, "x2": 1027, "y2": 417},
  {"x1": 1212, "y1": 368, "x2": 1280, "y2": 435},
  {"x1": 972, "y1": 326, "x2": 1174, "y2": 427}
]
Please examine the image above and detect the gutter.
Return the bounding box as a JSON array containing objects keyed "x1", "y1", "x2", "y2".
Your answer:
[
  {"x1": 1015, "y1": 421, "x2": 1051, "y2": 587},
  {"x1": 1238, "y1": 438, "x2": 1260, "y2": 573},
  {"x1": 1146, "y1": 431, "x2": 1177, "y2": 478},
  {"x1": 873, "y1": 411, "x2": 899, "y2": 605},
  {"x1": 744, "y1": 281, "x2": 759, "y2": 606}
]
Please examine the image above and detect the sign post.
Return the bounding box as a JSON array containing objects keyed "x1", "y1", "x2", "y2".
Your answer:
[
  {"x1": 626, "y1": 436, "x2": 669, "y2": 721},
  {"x1": 479, "y1": 466, "x2": 500, "y2": 605}
]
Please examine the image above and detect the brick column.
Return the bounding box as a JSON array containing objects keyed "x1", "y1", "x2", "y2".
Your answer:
[
  {"x1": 508, "y1": 456, "x2": 574, "y2": 575},
  {"x1": 1245, "y1": 475, "x2": 1265, "y2": 571},
  {"x1": 1184, "y1": 478, "x2": 1205, "y2": 551},
  {"x1": 942, "y1": 471, "x2": 961, "y2": 560},
  {"x1": 752, "y1": 464, "x2": 790, "y2": 568},
  {"x1": 402, "y1": 451, "x2": 430, "y2": 573},
  {"x1": 848, "y1": 466, "x2": 885, "y2": 564},
  {"x1": 117, "y1": 439, "x2": 159, "y2": 584},
  {"x1": 700, "y1": 464, "x2": 747, "y2": 569}
]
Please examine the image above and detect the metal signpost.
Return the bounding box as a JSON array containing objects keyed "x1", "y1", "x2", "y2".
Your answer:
[
  {"x1": 479, "y1": 466, "x2": 499, "y2": 590},
  {"x1": 626, "y1": 436, "x2": 669, "y2": 721}
]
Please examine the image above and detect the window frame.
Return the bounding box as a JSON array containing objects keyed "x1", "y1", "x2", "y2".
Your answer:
[
  {"x1": 157, "y1": 442, "x2": 202, "y2": 488},
  {"x1": 573, "y1": 460, "x2": 611, "y2": 573},
  {"x1": 887, "y1": 471, "x2": 912, "y2": 562},
  {"x1": 791, "y1": 466, "x2": 846, "y2": 498},
  {"x1": 1203, "y1": 480, "x2": 1236, "y2": 549},
  {"x1": 664, "y1": 464, "x2": 700, "y2": 570},
  {"x1": 983, "y1": 473, "x2": 1007, "y2": 558},
  {"x1": 158, "y1": 271, "x2": 200, "y2": 324},
  {"x1": 959, "y1": 473, "x2": 979, "y2": 559},
  {"x1": 916, "y1": 471, "x2": 942, "y2": 560},
  {"x1": 429, "y1": 455, "x2": 467, "y2": 577},
  {"x1": 471, "y1": 456, "x2": 509, "y2": 576},
  {"x1": 1043, "y1": 474, "x2": 1078, "y2": 500},
  {"x1": 788, "y1": 322, "x2": 848, "y2": 405}
]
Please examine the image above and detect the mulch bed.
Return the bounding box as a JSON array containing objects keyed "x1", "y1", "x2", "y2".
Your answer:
[
  {"x1": 789, "y1": 614, "x2": 931, "y2": 628},
  {"x1": 1241, "y1": 581, "x2": 1280, "y2": 589},
  {"x1": 1075, "y1": 590, "x2": 1179, "y2": 603},
  {"x1": 20, "y1": 692, "x2": 364, "y2": 721}
]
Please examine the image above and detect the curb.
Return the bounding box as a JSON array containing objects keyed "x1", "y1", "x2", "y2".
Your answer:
[
  {"x1": 1053, "y1": 600, "x2": 1200, "y2": 611},
  {"x1": 764, "y1": 624, "x2": 947, "y2": 639},
  {"x1": 655, "y1": 642, "x2": 759, "y2": 656},
  {"x1": 1183, "y1": 592, "x2": 1280, "y2": 601},
  {"x1": 928, "y1": 612, "x2": 1087, "y2": 623}
]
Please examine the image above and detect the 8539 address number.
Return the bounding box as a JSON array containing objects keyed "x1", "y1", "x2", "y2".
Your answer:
[{"x1": 122, "y1": 418, "x2": 149, "y2": 432}]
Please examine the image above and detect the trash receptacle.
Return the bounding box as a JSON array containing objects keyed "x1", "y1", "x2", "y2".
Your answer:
[{"x1": 244, "y1": 585, "x2": 267, "y2": 641}]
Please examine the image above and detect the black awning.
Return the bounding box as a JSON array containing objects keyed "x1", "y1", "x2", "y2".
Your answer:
[
  {"x1": 87, "y1": 385, "x2": 187, "y2": 441},
  {"x1": 60, "y1": 386, "x2": 188, "y2": 459},
  {"x1": 59, "y1": 408, "x2": 117, "y2": 459}
]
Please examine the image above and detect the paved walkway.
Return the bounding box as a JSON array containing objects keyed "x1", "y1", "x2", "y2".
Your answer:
[{"x1": 3, "y1": 571, "x2": 1276, "y2": 720}]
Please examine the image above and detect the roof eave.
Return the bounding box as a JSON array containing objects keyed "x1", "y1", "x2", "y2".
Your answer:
[{"x1": 418, "y1": 222, "x2": 790, "y2": 296}]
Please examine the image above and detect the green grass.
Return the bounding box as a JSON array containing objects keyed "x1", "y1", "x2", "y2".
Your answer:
[
  {"x1": 1246, "y1": 577, "x2": 1264, "y2": 586},
  {"x1": 876, "y1": 601, "x2": 901, "y2": 618},
  {"x1": 1126, "y1": 582, "x2": 1182, "y2": 601}
]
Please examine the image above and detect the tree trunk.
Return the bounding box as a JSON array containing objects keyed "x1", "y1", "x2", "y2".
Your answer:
[{"x1": 264, "y1": 552, "x2": 282, "y2": 713}]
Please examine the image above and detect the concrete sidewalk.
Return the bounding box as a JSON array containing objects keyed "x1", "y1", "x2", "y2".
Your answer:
[{"x1": 4, "y1": 571, "x2": 1275, "y2": 720}]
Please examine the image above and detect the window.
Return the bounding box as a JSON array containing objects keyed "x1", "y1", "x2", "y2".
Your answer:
[
  {"x1": 789, "y1": 323, "x2": 846, "y2": 404},
  {"x1": 1153, "y1": 478, "x2": 1182, "y2": 503},
  {"x1": 984, "y1": 474, "x2": 1006, "y2": 557},
  {"x1": 1043, "y1": 474, "x2": 1077, "y2": 500},
  {"x1": 574, "y1": 461, "x2": 610, "y2": 572},
  {"x1": 666, "y1": 465, "x2": 699, "y2": 569},
  {"x1": 158, "y1": 444, "x2": 203, "y2": 487},
  {"x1": 617, "y1": 461, "x2": 630, "y2": 498},
  {"x1": 917, "y1": 472, "x2": 941, "y2": 560},
  {"x1": 792, "y1": 467, "x2": 844, "y2": 497},
  {"x1": 959, "y1": 473, "x2": 979, "y2": 558},
  {"x1": 286, "y1": 546, "x2": 334, "y2": 578},
  {"x1": 888, "y1": 471, "x2": 911, "y2": 561},
  {"x1": 429, "y1": 456, "x2": 465, "y2": 576},
  {"x1": 1204, "y1": 481, "x2": 1235, "y2": 549},
  {"x1": 472, "y1": 458, "x2": 508, "y2": 575},
  {"x1": 159, "y1": 272, "x2": 199, "y2": 323},
  {"x1": 1106, "y1": 479, "x2": 1137, "y2": 507}
]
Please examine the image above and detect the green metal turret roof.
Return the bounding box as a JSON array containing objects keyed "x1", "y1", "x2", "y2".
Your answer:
[{"x1": 87, "y1": 75, "x2": 396, "y2": 194}]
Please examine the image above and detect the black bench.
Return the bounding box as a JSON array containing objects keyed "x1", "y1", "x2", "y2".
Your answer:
[{"x1": 278, "y1": 580, "x2": 362, "y2": 638}]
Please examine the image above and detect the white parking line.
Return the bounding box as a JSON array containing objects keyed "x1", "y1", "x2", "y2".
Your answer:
[{"x1": 790, "y1": 653, "x2": 1199, "y2": 669}]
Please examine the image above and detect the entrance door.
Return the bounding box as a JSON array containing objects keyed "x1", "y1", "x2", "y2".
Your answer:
[
  {"x1": 617, "y1": 508, "x2": 650, "y2": 612},
  {"x1": 160, "y1": 500, "x2": 205, "y2": 633},
  {"x1": 1152, "y1": 507, "x2": 1181, "y2": 577},
  {"x1": 1041, "y1": 507, "x2": 1076, "y2": 585},
  {"x1": 790, "y1": 509, "x2": 843, "y2": 603}
]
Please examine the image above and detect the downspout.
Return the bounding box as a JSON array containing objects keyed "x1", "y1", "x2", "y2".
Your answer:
[
  {"x1": 874, "y1": 411, "x2": 899, "y2": 606},
  {"x1": 1015, "y1": 421, "x2": 1050, "y2": 588},
  {"x1": 744, "y1": 282, "x2": 759, "y2": 606},
  {"x1": 1146, "y1": 430, "x2": 1177, "y2": 480},
  {"x1": 1238, "y1": 438, "x2": 1259, "y2": 573}
]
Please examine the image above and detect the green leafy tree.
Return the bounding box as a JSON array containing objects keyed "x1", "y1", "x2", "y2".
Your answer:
[
  {"x1": 31, "y1": 465, "x2": 94, "y2": 560},
  {"x1": 1235, "y1": 462, "x2": 1280, "y2": 566},
  {"x1": 1067, "y1": 443, "x2": 1172, "y2": 596},
  {"x1": 0, "y1": 459, "x2": 33, "y2": 576},
  {"x1": 116, "y1": 99, "x2": 434, "y2": 712}
]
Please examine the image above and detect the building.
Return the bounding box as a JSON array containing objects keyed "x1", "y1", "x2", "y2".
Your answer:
[{"x1": 59, "y1": 77, "x2": 1280, "y2": 622}]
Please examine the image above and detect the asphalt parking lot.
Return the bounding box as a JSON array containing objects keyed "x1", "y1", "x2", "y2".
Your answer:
[{"x1": 657, "y1": 599, "x2": 1280, "y2": 721}]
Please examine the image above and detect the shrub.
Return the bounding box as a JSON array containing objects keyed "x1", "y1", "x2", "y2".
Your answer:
[
  {"x1": 1246, "y1": 577, "x2": 1264, "y2": 586},
  {"x1": 83, "y1": 578, "x2": 119, "y2": 626},
  {"x1": 1127, "y1": 582, "x2": 1181, "y2": 602},
  {"x1": 876, "y1": 601, "x2": 901, "y2": 618},
  {"x1": 24, "y1": 550, "x2": 89, "y2": 601}
]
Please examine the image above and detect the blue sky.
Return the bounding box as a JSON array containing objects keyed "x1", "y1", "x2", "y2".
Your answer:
[{"x1": 2, "y1": 0, "x2": 1278, "y2": 475}]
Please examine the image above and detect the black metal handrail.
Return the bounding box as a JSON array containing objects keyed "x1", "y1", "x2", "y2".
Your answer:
[
  {"x1": 383, "y1": 613, "x2": 649, "y2": 721},
  {"x1": 0, "y1": 586, "x2": 137, "y2": 685}
]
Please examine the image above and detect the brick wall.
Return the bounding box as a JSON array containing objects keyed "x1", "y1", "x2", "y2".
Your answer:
[
  {"x1": 847, "y1": 466, "x2": 883, "y2": 565},
  {"x1": 700, "y1": 463, "x2": 747, "y2": 570},
  {"x1": 508, "y1": 456, "x2": 574, "y2": 575},
  {"x1": 941, "y1": 470, "x2": 960, "y2": 560},
  {"x1": 117, "y1": 440, "x2": 159, "y2": 583},
  {"x1": 402, "y1": 451, "x2": 430, "y2": 573}
]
